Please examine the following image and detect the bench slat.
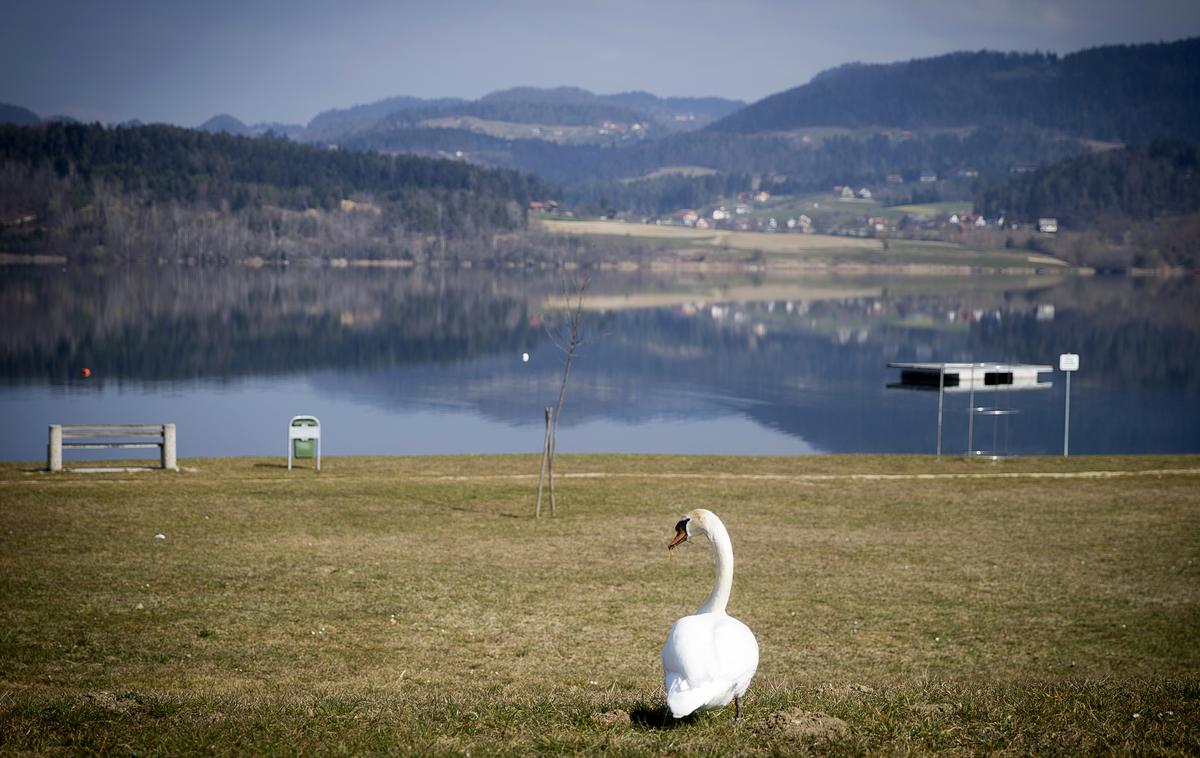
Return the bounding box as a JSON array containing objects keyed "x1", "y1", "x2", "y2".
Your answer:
[
  {"x1": 61, "y1": 427, "x2": 165, "y2": 438},
  {"x1": 61, "y1": 424, "x2": 165, "y2": 430},
  {"x1": 62, "y1": 442, "x2": 162, "y2": 450}
]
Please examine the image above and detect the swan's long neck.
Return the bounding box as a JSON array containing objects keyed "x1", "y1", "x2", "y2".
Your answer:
[{"x1": 697, "y1": 518, "x2": 734, "y2": 615}]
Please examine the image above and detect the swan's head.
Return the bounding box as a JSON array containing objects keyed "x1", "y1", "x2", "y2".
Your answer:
[{"x1": 667, "y1": 508, "x2": 716, "y2": 550}]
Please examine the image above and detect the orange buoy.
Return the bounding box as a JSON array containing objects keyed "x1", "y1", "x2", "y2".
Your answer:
[{"x1": 80, "y1": 367, "x2": 91, "y2": 378}]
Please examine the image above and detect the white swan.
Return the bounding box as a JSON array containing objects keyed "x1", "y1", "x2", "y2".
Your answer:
[{"x1": 661, "y1": 508, "x2": 759, "y2": 720}]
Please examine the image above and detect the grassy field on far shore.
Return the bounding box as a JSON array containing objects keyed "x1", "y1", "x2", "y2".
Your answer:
[
  {"x1": 539, "y1": 218, "x2": 1062, "y2": 270},
  {"x1": 1, "y1": 454, "x2": 1197, "y2": 754}
]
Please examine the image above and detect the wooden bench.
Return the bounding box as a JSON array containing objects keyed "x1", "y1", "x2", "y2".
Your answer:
[{"x1": 48, "y1": 424, "x2": 177, "y2": 472}]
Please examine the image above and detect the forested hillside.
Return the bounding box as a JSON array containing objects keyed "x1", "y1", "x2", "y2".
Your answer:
[
  {"x1": 977, "y1": 142, "x2": 1200, "y2": 226},
  {"x1": 303, "y1": 95, "x2": 469, "y2": 143},
  {"x1": 971, "y1": 142, "x2": 1200, "y2": 269},
  {"x1": 334, "y1": 41, "x2": 1199, "y2": 218},
  {"x1": 710, "y1": 38, "x2": 1200, "y2": 142},
  {"x1": 347, "y1": 121, "x2": 1086, "y2": 213},
  {"x1": 0, "y1": 123, "x2": 550, "y2": 261}
]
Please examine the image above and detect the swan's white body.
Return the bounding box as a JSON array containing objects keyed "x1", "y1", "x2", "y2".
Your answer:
[{"x1": 661, "y1": 509, "x2": 759, "y2": 719}]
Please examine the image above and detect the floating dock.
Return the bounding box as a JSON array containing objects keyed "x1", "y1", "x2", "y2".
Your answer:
[{"x1": 887, "y1": 362, "x2": 1053, "y2": 393}]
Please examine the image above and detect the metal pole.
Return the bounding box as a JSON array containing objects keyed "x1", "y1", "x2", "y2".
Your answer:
[
  {"x1": 1063, "y1": 370, "x2": 1071, "y2": 457},
  {"x1": 966, "y1": 364, "x2": 976, "y2": 458},
  {"x1": 936, "y1": 367, "x2": 944, "y2": 460}
]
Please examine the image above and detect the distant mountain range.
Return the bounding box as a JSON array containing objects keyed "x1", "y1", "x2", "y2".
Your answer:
[
  {"x1": 183, "y1": 87, "x2": 745, "y2": 147},
  {"x1": 3, "y1": 37, "x2": 1198, "y2": 254},
  {"x1": 5, "y1": 37, "x2": 1196, "y2": 148},
  {"x1": 0, "y1": 102, "x2": 39, "y2": 126}
]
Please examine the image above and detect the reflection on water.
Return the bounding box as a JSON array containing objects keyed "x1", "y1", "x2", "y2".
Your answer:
[{"x1": 2, "y1": 262, "x2": 1198, "y2": 461}]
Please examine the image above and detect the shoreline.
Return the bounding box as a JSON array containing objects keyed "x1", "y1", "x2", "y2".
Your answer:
[{"x1": 5, "y1": 451, "x2": 1198, "y2": 476}]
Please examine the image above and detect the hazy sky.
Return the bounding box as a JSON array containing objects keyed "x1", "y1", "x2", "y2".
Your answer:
[{"x1": 3, "y1": 0, "x2": 1199, "y2": 127}]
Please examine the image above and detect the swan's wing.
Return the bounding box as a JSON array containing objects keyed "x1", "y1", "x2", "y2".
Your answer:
[
  {"x1": 662, "y1": 614, "x2": 759, "y2": 717},
  {"x1": 662, "y1": 615, "x2": 723, "y2": 717},
  {"x1": 712, "y1": 615, "x2": 759, "y2": 697}
]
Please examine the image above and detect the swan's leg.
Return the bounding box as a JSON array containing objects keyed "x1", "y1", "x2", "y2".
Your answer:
[{"x1": 735, "y1": 695, "x2": 743, "y2": 721}]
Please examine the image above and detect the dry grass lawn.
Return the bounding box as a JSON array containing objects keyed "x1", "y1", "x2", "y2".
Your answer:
[
  {"x1": 540, "y1": 219, "x2": 1063, "y2": 270},
  {"x1": 540, "y1": 218, "x2": 881, "y2": 253},
  {"x1": 1, "y1": 454, "x2": 1197, "y2": 754}
]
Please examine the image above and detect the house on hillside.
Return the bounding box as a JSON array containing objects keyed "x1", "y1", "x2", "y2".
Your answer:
[{"x1": 857, "y1": 187, "x2": 872, "y2": 199}]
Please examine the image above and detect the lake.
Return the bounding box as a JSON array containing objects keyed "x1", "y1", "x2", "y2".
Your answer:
[{"x1": 2, "y1": 261, "x2": 1198, "y2": 463}]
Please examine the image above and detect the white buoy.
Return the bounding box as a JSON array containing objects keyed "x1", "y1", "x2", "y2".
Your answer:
[{"x1": 522, "y1": 352, "x2": 530, "y2": 362}]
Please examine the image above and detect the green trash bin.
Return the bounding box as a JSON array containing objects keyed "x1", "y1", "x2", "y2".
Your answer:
[
  {"x1": 292, "y1": 418, "x2": 317, "y2": 458},
  {"x1": 288, "y1": 416, "x2": 321, "y2": 470}
]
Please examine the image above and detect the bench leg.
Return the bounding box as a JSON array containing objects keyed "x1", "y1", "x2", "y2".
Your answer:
[
  {"x1": 48, "y1": 425, "x2": 62, "y2": 472},
  {"x1": 162, "y1": 424, "x2": 177, "y2": 470}
]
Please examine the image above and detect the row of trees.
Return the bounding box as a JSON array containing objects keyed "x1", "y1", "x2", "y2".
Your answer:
[
  {"x1": 0, "y1": 122, "x2": 549, "y2": 229},
  {"x1": 0, "y1": 123, "x2": 559, "y2": 260}
]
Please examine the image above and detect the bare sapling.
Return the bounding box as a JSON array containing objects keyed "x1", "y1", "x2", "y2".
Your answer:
[{"x1": 535, "y1": 275, "x2": 589, "y2": 517}]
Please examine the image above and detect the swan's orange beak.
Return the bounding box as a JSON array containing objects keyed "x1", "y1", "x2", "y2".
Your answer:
[{"x1": 668, "y1": 526, "x2": 688, "y2": 550}]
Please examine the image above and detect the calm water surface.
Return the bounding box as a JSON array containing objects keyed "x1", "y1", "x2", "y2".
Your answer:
[{"x1": 2, "y1": 261, "x2": 1198, "y2": 462}]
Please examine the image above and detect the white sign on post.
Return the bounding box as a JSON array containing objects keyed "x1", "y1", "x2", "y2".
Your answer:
[{"x1": 1059, "y1": 353, "x2": 1079, "y2": 456}]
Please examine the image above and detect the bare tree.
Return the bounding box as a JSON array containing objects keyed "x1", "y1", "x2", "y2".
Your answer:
[{"x1": 535, "y1": 275, "x2": 589, "y2": 517}]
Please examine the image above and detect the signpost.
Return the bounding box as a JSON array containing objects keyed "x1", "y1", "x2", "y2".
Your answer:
[{"x1": 1059, "y1": 353, "x2": 1079, "y2": 456}]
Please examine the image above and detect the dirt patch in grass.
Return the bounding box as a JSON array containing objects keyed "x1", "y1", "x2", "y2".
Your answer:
[
  {"x1": 592, "y1": 708, "x2": 632, "y2": 727},
  {"x1": 81, "y1": 691, "x2": 144, "y2": 715},
  {"x1": 761, "y1": 708, "x2": 850, "y2": 741}
]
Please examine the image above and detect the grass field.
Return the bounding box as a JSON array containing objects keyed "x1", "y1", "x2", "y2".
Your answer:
[
  {"x1": 885, "y1": 201, "x2": 976, "y2": 218},
  {"x1": 540, "y1": 218, "x2": 1061, "y2": 270},
  {"x1": 2, "y1": 454, "x2": 1198, "y2": 754},
  {"x1": 540, "y1": 218, "x2": 881, "y2": 253}
]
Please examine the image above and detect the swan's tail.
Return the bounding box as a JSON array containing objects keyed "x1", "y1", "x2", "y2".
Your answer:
[{"x1": 665, "y1": 673, "x2": 727, "y2": 719}]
